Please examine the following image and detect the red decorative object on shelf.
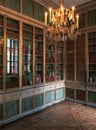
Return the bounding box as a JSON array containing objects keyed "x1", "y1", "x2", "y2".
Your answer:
[
  {"x1": 35, "y1": 74, "x2": 41, "y2": 84},
  {"x1": 55, "y1": 73, "x2": 59, "y2": 81},
  {"x1": 45, "y1": 73, "x2": 50, "y2": 82}
]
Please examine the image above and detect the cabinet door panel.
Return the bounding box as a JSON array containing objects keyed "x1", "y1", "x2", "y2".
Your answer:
[
  {"x1": 45, "y1": 91, "x2": 54, "y2": 104},
  {"x1": 66, "y1": 40, "x2": 74, "y2": 80},
  {"x1": 6, "y1": 0, "x2": 20, "y2": 12},
  {"x1": 6, "y1": 18, "x2": 19, "y2": 89},
  {"x1": 56, "y1": 89, "x2": 64, "y2": 100},
  {"x1": 34, "y1": 2, "x2": 44, "y2": 22},
  {"x1": 35, "y1": 27, "x2": 43, "y2": 84},
  {"x1": 23, "y1": 0, "x2": 34, "y2": 17},
  {"x1": 76, "y1": 34, "x2": 86, "y2": 82},
  {"x1": 88, "y1": 32, "x2": 96, "y2": 83},
  {"x1": 6, "y1": 100, "x2": 19, "y2": 118},
  {"x1": 88, "y1": 91, "x2": 96, "y2": 103},
  {"x1": 22, "y1": 97, "x2": 33, "y2": 112},
  {"x1": 22, "y1": 23, "x2": 33, "y2": 86},
  {"x1": 34, "y1": 94, "x2": 43, "y2": 108}
]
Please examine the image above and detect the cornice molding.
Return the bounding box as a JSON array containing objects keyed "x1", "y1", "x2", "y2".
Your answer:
[
  {"x1": 35, "y1": 0, "x2": 58, "y2": 9},
  {"x1": 0, "y1": 5, "x2": 46, "y2": 29}
]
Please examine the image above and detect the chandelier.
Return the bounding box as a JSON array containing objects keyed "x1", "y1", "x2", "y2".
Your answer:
[{"x1": 44, "y1": 0, "x2": 81, "y2": 41}]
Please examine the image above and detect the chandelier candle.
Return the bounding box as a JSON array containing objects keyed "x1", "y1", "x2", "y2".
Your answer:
[
  {"x1": 76, "y1": 14, "x2": 79, "y2": 29},
  {"x1": 45, "y1": 12, "x2": 48, "y2": 25},
  {"x1": 49, "y1": 7, "x2": 52, "y2": 22},
  {"x1": 72, "y1": 6, "x2": 75, "y2": 19}
]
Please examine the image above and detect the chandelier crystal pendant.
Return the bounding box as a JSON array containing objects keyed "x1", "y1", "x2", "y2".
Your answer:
[{"x1": 44, "y1": 0, "x2": 81, "y2": 41}]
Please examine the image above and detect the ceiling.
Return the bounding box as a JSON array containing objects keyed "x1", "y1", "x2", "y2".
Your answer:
[
  {"x1": 52, "y1": 0, "x2": 93, "y2": 8},
  {"x1": 38, "y1": 0, "x2": 93, "y2": 8}
]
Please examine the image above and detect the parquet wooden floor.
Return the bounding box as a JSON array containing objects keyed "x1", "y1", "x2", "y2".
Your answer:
[{"x1": 1, "y1": 101, "x2": 96, "y2": 130}]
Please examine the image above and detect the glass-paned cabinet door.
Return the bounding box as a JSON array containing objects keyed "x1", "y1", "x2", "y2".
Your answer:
[
  {"x1": 22, "y1": 0, "x2": 34, "y2": 17},
  {"x1": 6, "y1": 0, "x2": 20, "y2": 12},
  {"x1": 76, "y1": 34, "x2": 86, "y2": 82},
  {"x1": 88, "y1": 32, "x2": 96, "y2": 83},
  {"x1": 55, "y1": 41, "x2": 64, "y2": 81},
  {"x1": 79, "y1": 13, "x2": 85, "y2": 29},
  {"x1": 35, "y1": 27, "x2": 43, "y2": 85},
  {"x1": 0, "y1": 15, "x2": 3, "y2": 90},
  {"x1": 66, "y1": 40, "x2": 74, "y2": 80},
  {"x1": 22, "y1": 23, "x2": 33, "y2": 86},
  {"x1": 6, "y1": 18, "x2": 19, "y2": 89},
  {"x1": 34, "y1": 2, "x2": 44, "y2": 22},
  {"x1": 88, "y1": 10, "x2": 96, "y2": 26},
  {"x1": 45, "y1": 38, "x2": 55, "y2": 82}
]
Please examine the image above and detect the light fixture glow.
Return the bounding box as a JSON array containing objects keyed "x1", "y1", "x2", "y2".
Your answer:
[{"x1": 45, "y1": 0, "x2": 81, "y2": 41}]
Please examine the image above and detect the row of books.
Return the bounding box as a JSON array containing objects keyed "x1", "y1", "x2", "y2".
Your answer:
[
  {"x1": 23, "y1": 24, "x2": 33, "y2": 32},
  {"x1": 0, "y1": 68, "x2": 3, "y2": 75},
  {"x1": 89, "y1": 45, "x2": 96, "y2": 51},
  {"x1": 23, "y1": 32, "x2": 33, "y2": 39},
  {"x1": 7, "y1": 31, "x2": 19, "y2": 39},
  {"x1": 0, "y1": 45, "x2": 3, "y2": 54},
  {"x1": 7, "y1": 22, "x2": 19, "y2": 30},
  {"x1": 35, "y1": 28, "x2": 43, "y2": 34},
  {"x1": 35, "y1": 36, "x2": 43, "y2": 42},
  {"x1": 46, "y1": 45, "x2": 55, "y2": 50},
  {"x1": 89, "y1": 56, "x2": 96, "y2": 63},
  {"x1": 46, "y1": 55, "x2": 63, "y2": 63},
  {"x1": 35, "y1": 47, "x2": 42, "y2": 55},
  {"x1": 45, "y1": 73, "x2": 62, "y2": 82}
]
